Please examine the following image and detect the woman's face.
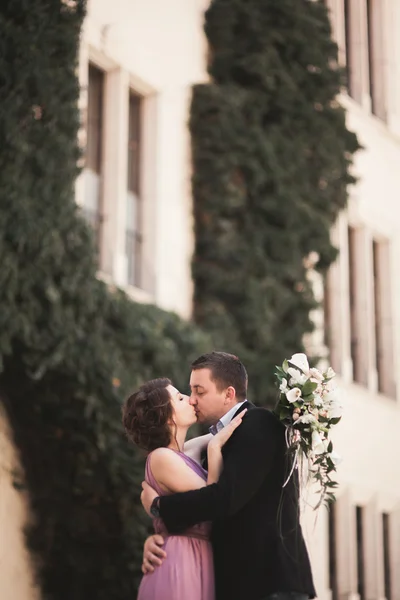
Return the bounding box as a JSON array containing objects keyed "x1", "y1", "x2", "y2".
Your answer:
[{"x1": 167, "y1": 385, "x2": 196, "y2": 428}]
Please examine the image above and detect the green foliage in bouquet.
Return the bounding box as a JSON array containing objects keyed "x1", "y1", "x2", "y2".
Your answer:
[
  {"x1": 190, "y1": 0, "x2": 360, "y2": 405},
  {"x1": 0, "y1": 1, "x2": 210, "y2": 598}
]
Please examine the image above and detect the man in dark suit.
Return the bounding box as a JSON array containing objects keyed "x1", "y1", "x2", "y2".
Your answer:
[{"x1": 141, "y1": 352, "x2": 316, "y2": 600}]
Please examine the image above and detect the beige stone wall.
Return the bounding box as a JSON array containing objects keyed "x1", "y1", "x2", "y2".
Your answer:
[{"x1": 0, "y1": 406, "x2": 39, "y2": 600}]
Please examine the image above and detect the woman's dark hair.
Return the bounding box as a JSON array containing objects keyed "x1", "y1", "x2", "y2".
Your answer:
[{"x1": 122, "y1": 378, "x2": 173, "y2": 452}]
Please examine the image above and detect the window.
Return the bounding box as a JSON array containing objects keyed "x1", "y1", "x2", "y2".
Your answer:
[
  {"x1": 126, "y1": 92, "x2": 143, "y2": 287},
  {"x1": 356, "y1": 506, "x2": 365, "y2": 600},
  {"x1": 323, "y1": 270, "x2": 341, "y2": 376},
  {"x1": 366, "y1": 0, "x2": 386, "y2": 119},
  {"x1": 348, "y1": 227, "x2": 366, "y2": 385},
  {"x1": 84, "y1": 64, "x2": 104, "y2": 250},
  {"x1": 328, "y1": 503, "x2": 339, "y2": 600},
  {"x1": 366, "y1": 0, "x2": 375, "y2": 112},
  {"x1": 323, "y1": 277, "x2": 331, "y2": 353},
  {"x1": 344, "y1": 0, "x2": 354, "y2": 98},
  {"x1": 382, "y1": 513, "x2": 392, "y2": 600},
  {"x1": 373, "y1": 239, "x2": 395, "y2": 397}
]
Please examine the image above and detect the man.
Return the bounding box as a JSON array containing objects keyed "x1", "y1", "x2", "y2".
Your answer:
[{"x1": 141, "y1": 352, "x2": 316, "y2": 600}]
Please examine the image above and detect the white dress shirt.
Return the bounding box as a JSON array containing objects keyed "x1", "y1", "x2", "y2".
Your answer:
[{"x1": 209, "y1": 400, "x2": 247, "y2": 435}]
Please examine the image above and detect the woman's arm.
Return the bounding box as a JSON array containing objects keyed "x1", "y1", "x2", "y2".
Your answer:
[
  {"x1": 143, "y1": 409, "x2": 279, "y2": 532},
  {"x1": 153, "y1": 410, "x2": 248, "y2": 491},
  {"x1": 150, "y1": 448, "x2": 206, "y2": 493},
  {"x1": 206, "y1": 409, "x2": 247, "y2": 484},
  {"x1": 183, "y1": 433, "x2": 213, "y2": 464}
]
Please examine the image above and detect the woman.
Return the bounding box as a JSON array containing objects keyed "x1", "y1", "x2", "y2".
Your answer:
[{"x1": 122, "y1": 378, "x2": 246, "y2": 600}]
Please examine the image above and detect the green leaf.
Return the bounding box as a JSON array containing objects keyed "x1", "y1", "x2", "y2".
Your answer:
[
  {"x1": 301, "y1": 380, "x2": 318, "y2": 395},
  {"x1": 279, "y1": 406, "x2": 291, "y2": 420}
]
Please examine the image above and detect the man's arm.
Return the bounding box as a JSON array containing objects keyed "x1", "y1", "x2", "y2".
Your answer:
[
  {"x1": 157, "y1": 409, "x2": 280, "y2": 532},
  {"x1": 142, "y1": 535, "x2": 166, "y2": 574}
]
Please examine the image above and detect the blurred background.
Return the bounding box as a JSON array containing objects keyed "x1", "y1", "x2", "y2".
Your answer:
[{"x1": 0, "y1": 0, "x2": 399, "y2": 599}]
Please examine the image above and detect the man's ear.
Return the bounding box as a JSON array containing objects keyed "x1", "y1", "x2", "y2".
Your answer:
[{"x1": 225, "y1": 386, "x2": 236, "y2": 403}]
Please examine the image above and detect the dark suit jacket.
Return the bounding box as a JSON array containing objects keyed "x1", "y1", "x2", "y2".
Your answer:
[{"x1": 158, "y1": 402, "x2": 316, "y2": 600}]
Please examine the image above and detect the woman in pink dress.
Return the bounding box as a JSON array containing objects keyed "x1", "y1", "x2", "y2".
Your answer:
[{"x1": 122, "y1": 378, "x2": 246, "y2": 600}]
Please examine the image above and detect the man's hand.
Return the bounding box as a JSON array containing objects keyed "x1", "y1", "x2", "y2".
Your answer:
[
  {"x1": 142, "y1": 534, "x2": 166, "y2": 574},
  {"x1": 141, "y1": 481, "x2": 158, "y2": 515}
]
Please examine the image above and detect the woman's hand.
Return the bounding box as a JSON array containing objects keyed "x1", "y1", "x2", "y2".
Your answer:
[
  {"x1": 209, "y1": 408, "x2": 247, "y2": 450},
  {"x1": 206, "y1": 409, "x2": 247, "y2": 485}
]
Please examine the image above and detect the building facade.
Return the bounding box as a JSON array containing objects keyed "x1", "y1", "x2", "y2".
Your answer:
[
  {"x1": 1, "y1": 0, "x2": 400, "y2": 598},
  {"x1": 309, "y1": 3, "x2": 400, "y2": 600},
  {"x1": 75, "y1": 0, "x2": 210, "y2": 319}
]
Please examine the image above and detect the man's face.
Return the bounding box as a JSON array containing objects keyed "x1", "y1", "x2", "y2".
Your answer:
[{"x1": 189, "y1": 368, "x2": 230, "y2": 425}]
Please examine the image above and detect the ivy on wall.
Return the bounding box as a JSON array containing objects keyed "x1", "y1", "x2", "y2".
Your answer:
[
  {"x1": 0, "y1": 1, "x2": 209, "y2": 598},
  {"x1": 190, "y1": 0, "x2": 360, "y2": 405}
]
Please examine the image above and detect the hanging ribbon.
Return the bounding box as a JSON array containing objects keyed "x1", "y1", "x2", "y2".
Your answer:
[{"x1": 282, "y1": 426, "x2": 300, "y2": 488}]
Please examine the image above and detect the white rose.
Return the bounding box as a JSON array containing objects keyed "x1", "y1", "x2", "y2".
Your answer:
[
  {"x1": 309, "y1": 368, "x2": 324, "y2": 383},
  {"x1": 313, "y1": 395, "x2": 323, "y2": 407},
  {"x1": 279, "y1": 379, "x2": 288, "y2": 393},
  {"x1": 311, "y1": 431, "x2": 325, "y2": 455},
  {"x1": 287, "y1": 367, "x2": 308, "y2": 386},
  {"x1": 286, "y1": 387, "x2": 302, "y2": 403},
  {"x1": 328, "y1": 399, "x2": 343, "y2": 419},
  {"x1": 324, "y1": 389, "x2": 339, "y2": 402},
  {"x1": 297, "y1": 413, "x2": 317, "y2": 425},
  {"x1": 289, "y1": 353, "x2": 310, "y2": 374},
  {"x1": 325, "y1": 367, "x2": 336, "y2": 380}
]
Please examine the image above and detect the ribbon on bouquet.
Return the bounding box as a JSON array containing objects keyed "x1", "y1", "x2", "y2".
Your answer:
[{"x1": 282, "y1": 426, "x2": 300, "y2": 488}]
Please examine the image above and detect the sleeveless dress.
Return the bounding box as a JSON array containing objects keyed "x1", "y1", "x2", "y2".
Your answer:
[{"x1": 137, "y1": 450, "x2": 215, "y2": 600}]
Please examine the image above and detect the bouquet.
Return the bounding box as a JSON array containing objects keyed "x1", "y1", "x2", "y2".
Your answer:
[{"x1": 274, "y1": 353, "x2": 343, "y2": 509}]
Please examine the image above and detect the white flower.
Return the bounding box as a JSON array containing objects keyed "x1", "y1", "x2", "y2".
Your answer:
[
  {"x1": 328, "y1": 399, "x2": 343, "y2": 419},
  {"x1": 289, "y1": 353, "x2": 310, "y2": 374},
  {"x1": 309, "y1": 368, "x2": 324, "y2": 383},
  {"x1": 286, "y1": 387, "x2": 302, "y2": 403},
  {"x1": 329, "y1": 450, "x2": 342, "y2": 466},
  {"x1": 311, "y1": 431, "x2": 325, "y2": 454},
  {"x1": 325, "y1": 367, "x2": 336, "y2": 380},
  {"x1": 279, "y1": 379, "x2": 288, "y2": 393},
  {"x1": 297, "y1": 413, "x2": 317, "y2": 425},
  {"x1": 313, "y1": 395, "x2": 323, "y2": 407},
  {"x1": 287, "y1": 367, "x2": 308, "y2": 386},
  {"x1": 323, "y1": 389, "x2": 343, "y2": 418},
  {"x1": 323, "y1": 388, "x2": 339, "y2": 403}
]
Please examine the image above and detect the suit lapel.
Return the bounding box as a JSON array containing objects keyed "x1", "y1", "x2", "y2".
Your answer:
[
  {"x1": 202, "y1": 402, "x2": 255, "y2": 469},
  {"x1": 231, "y1": 400, "x2": 255, "y2": 420}
]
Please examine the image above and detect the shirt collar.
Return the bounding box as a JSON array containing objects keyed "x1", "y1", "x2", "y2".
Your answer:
[{"x1": 219, "y1": 399, "x2": 247, "y2": 428}]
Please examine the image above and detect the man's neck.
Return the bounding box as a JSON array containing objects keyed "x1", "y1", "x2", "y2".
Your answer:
[{"x1": 219, "y1": 399, "x2": 247, "y2": 426}]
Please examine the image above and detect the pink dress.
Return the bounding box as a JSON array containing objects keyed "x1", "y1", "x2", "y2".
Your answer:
[{"x1": 137, "y1": 451, "x2": 215, "y2": 600}]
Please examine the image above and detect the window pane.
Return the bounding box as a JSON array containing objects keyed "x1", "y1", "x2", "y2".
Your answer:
[
  {"x1": 328, "y1": 503, "x2": 338, "y2": 600},
  {"x1": 127, "y1": 93, "x2": 141, "y2": 194},
  {"x1": 126, "y1": 92, "x2": 143, "y2": 288},
  {"x1": 87, "y1": 65, "x2": 104, "y2": 173},
  {"x1": 356, "y1": 506, "x2": 365, "y2": 600},
  {"x1": 382, "y1": 513, "x2": 392, "y2": 600}
]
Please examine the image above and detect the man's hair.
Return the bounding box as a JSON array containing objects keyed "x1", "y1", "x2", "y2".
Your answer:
[{"x1": 191, "y1": 352, "x2": 248, "y2": 401}]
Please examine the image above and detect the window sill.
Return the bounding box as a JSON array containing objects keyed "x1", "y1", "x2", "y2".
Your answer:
[{"x1": 96, "y1": 270, "x2": 155, "y2": 306}]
